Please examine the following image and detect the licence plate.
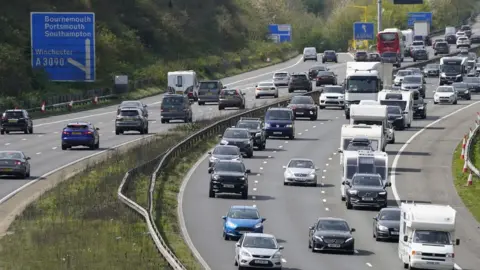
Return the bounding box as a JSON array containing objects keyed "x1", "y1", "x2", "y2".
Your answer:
[
  {"x1": 296, "y1": 112, "x2": 304, "y2": 115},
  {"x1": 295, "y1": 178, "x2": 305, "y2": 181},
  {"x1": 426, "y1": 262, "x2": 440, "y2": 265},
  {"x1": 273, "y1": 132, "x2": 282, "y2": 135},
  {"x1": 8, "y1": 119, "x2": 17, "y2": 123},
  {"x1": 72, "y1": 132, "x2": 81, "y2": 135},
  {"x1": 390, "y1": 231, "x2": 399, "y2": 235},
  {"x1": 254, "y1": 260, "x2": 268, "y2": 264},
  {"x1": 1, "y1": 168, "x2": 12, "y2": 171},
  {"x1": 223, "y1": 184, "x2": 234, "y2": 188},
  {"x1": 362, "y1": 197, "x2": 373, "y2": 201},
  {"x1": 328, "y1": 244, "x2": 341, "y2": 248}
]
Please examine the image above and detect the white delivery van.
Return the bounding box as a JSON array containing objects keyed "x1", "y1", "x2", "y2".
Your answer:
[
  {"x1": 167, "y1": 70, "x2": 198, "y2": 96},
  {"x1": 445, "y1": 26, "x2": 456, "y2": 36},
  {"x1": 340, "y1": 150, "x2": 388, "y2": 200},
  {"x1": 378, "y1": 90, "x2": 413, "y2": 128},
  {"x1": 399, "y1": 203, "x2": 460, "y2": 270},
  {"x1": 303, "y1": 47, "x2": 318, "y2": 61}
]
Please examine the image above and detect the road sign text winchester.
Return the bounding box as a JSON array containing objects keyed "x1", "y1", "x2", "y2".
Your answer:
[{"x1": 31, "y1": 12, "x2": 95, "y2": 82}]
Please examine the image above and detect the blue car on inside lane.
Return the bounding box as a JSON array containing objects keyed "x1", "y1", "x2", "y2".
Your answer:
[
  {"x1": 222, "y1": 205, "x2": 266, "y2": 240},
  {"x1": 61, "y1": 122, "x2": 100, "y2": 150}
]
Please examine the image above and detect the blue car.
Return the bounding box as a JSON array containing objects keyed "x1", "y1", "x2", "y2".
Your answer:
[
  {"x1": 264, "y1": 107, "x2": 295, "y2": 140},
  {"x1": 61, "y1": 122, "x2": 100, "y2": 150},
  {"x1": 222, "y1": 206, "x2": 266, "y2": 240}
]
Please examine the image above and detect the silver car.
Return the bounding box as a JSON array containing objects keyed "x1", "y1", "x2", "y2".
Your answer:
[
  {"x1": 0, "y1": 150, "x2": 31, "y2": 179},
  {"x1": 117, "y1": 100, "x2": 148, "y2": 118},
  {"x1": 208, "y1": 145, "x2": 243, "y2": 168},
  {"x1": 235, "y1": 233, "x2": 283, "y2": 269},
  {"x1": 272, "y1": 72, "x2": 290, "y2": 87},
  {"x1": 283, "y1": 158, "x2": 318, "y2": 186},
  {"x1": 393, "y1": 70, "x2": 413, "y2": 85}
]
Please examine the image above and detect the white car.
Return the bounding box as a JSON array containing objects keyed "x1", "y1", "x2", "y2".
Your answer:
[
  {"x1": 456, "y1": 37, "x2": 471, "y2": 48},
  {"x1": 319, "y1": 85, "x2": 345, "y2": 109},
  {"x1": 272, "y1": 72, "x2": 290, "y2": 87},
  {"x1": 456, "y1": 31, "x2": 466, "y2": 38},
  {"x1": 235, "y1": 233, "x2": 283, "y2": 269},
  {"x1": 283, "y1": 158, "x2": 318, "y2": 186},
  {"x1": 433, "y1": 86, "x2": 457, "y2": 104},
  {"x1": 255, "y1": 81, "x2": 279, "y2": 99},
  {"x1": 393, "y1": 70, "x2": 414, "y2": 85}
]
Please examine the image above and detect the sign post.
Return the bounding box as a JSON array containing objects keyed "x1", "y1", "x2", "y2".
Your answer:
[
  {"x1": 353, "y1": 22, "x2": 375, "y2": 50},
  {"x1": 31, "y1": 12, "x2": 95, "y2": 82},
  {"x1": 407, "y1": 12, "x2": 432, "y2": 27},
  {"x1": 268, "y1": 24, "x2": 292, "y2": 43}
]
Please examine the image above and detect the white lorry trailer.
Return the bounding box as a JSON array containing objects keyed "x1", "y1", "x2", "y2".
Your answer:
[
  {"x1": 399, "y1": 203, "x2": 460, "y2": 270},
  {"x1": 344, "y1": 62, "x2": 393, "y2": 119},
  {"x1": 414, "y1": 21, "x2": 430, "y2": 39}
]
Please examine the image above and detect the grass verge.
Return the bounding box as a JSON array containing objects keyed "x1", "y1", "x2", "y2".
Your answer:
[
  {"x1": 153, "y1": 137, "x2": 217, "y2": 269},
  {"x1": 0, "y1": 115, "x2": 230, "y2": 269},
  {"x1": 452, "y1": 136, "x2": 480, "y2": 222}
]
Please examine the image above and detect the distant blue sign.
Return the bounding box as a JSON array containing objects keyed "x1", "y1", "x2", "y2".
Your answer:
[
  {"x1": 31, "y1": 12, "x2": 95, "y2": 82},
  {"x1": 407, "y1": 12, "x2": 432, "y2": 27},
  {"x1": 353, "y1": 22, "x2": 375, "y2": 40},
  {"x1": 268, "y1": 24, "x2": 292, "y2": 43}
]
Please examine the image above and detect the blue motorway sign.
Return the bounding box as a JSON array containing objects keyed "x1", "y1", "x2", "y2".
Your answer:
[
  {"x1": 353, "y1": 22, "x2": 375, "y2": 40},
  {"x1": 268, "y1": 24, "x2": 292, "y2": 43},
  {"x1": 407, "y1": 12, "x2": 432, "y2": 27},
  {"x1": 30, "y1": 12, "x2": 95, "y2": 82}
]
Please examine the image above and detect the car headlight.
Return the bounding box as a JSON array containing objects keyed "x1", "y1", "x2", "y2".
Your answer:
[
  {"x1": 378, "y1": 191, "x2": 387, "y2": 196},
  {"x1": 220, "y1": 139, "x2": 228, "y2": 145},
  {"x1": 239, "y1": 177, "x2": 246, "y2": 181},
  {"x1": 345, "y1": 237, "x2": 353, "y2": 242},
  {"x1": 285, "y1": 170, "x2": 293, "y2": 177},
  {"x1": 446, "y1": 253, "x2": 454, "y2": 258},
  {"x1": 209, "y1": 156, "x2": 218, "y2": 162},
  {"x1": 226, "y1": 221, "x2": 236, "y2": 228},
  {"x1": 465, "y1": 90, "x2": 469, "y2": 93},
  {"x1": 309, "y1": 173, "x2": 316, "y2": 178},
  {"x1": 243, "y1": 140, "x2": 251, "y2": 145},
  {"x1": 213, "y1": 174, "x2": 220, "y2": 180},
  {"x1": 314, "y1": 235, "x2": 323, "y2": 241},
  {"x1": 347, "y1": 189, "x2": 358, "y2": 195},
  {"x1": 457, "y1": 74, "x2": 462, "y2": 77},
  {"x1": 240, "y1": 251, "x2": 252, "y2": 257},
  {"x1": 265, "y1": 123, "x2": 271, "y2": 128},
  {"x1": 338, "y1": 96, "x2": 344, "y2": 100},
  {"x1": 417, "y1": 106, "x2": 424, "y2": 110},
  {"x1": 440, "y1": 73, "x2": 446, "y2": 77},
  {"x1": 272, "y1": 251, "x2": 282, "y2": 259},
  {"x1": 450, "y1": 95, "x2": 455, "y2": 98},
  {"x1": 377, "y1": 225, "x2": 389, "y2": 231},
  {"x1": 286, "y1": 124, "x2": 293, "y2": 128},
  {"x1": 254, "y1": 223, "x2": 263, "y2": 228},
  {"x1": 412, "y1": 250, "x2": 422, "y2": 256}
]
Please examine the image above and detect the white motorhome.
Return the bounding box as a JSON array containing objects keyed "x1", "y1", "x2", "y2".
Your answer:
[
  {"x1": 339, "y1": 125, "x2": 385, "y2": 164},
  {"x1": 399, "y1": 203, "x2": 460, "y2": 270},
  {"x1": 378, "y1": 90, "x2": 413, "y2": 128},
  {"x1": 359, "y1": 100, "x2": 380, "y2": 105},
  {"x1": 341, "y1": 150, "x2": 388, "y2": 200},
  {"x1": 401, "y1": 29, "x2": 414, "y2": 57},
  {"x1": 349, "y1": 104, "x2": 389, "y2": 148},
  {"x1": 344, "y1": 62, "x2": 393, "y2": 119},
  {"x1": 167, "y1": 70, "x2": 198, "y2": 96}
]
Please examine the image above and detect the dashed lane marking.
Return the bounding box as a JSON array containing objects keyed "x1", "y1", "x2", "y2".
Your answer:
[
  {"x1": 313, "y1": 125, "x2": 316, "y2": 128},
  {"x1": 322, "y1": 176, "x2": 325, "y2": 179},
  {"x1": 321, "y1": 190, "x2": 325, "y2": 194},
  {"x1": 22, "y1": 138, "x2": 26, "y2": 141},
  {"x1": 252, "y1": 196, "x2": 256, "y2": 199},
  {"x1": 263, "y1": 161, "x2": 267, "y2": 164},
  {"x1": 281, "y1": 258, "x2": 287, "y2": 263},
  {"x1": 366, "y1": 263, "x2": 372, "y2": 267},
  {"x1": 254, "y1": 180, "x2": 258, "y2": 184},
  {"x1": 38, "y1": 135, "x2": 43, "y2": 137},
  {"x1": 298, "y1": 133, "x2": 302, "y2": 135},
  {"x1": 305, "y1": 129, "x2": 309, "y2": 132},
  {"x1": 260, "y1": 167, "x2": 264, "y2": 170},
  {"x1": 52, "y1": 147, "x2": 57, "y2": 150},
  {"x1": 323, "y1": 169, "x2": 327, "y2": 173},
  {"x1": 322, "y1": 199, "x2": 327, "y2": 203},
  {"x1": 253, "y1": 188, "x2": 257, "y2": 191},
  {"x1": 36, "y1": 152, "x2": 41, "y2": 155},
  {"x1": 325, "y1": 208, "x2": 329, "y2": 211},
  {"x1": 354, "y1": 250, "x2": 359, "y2": 254},
  {"x1": 257, "y1": 173, "x2": 261, "y2": 176},
  {"x1": 328, "y1": 157, "x2": 332, "y2": 160},
  {"x1": 326, "y1": 163, "x2": 329, "y2": 166},
  {"x1": 4, "y1": 143, "x2": 10, "y2": 146},
  {"x1": 279, "y1": 145, "x2": 283, "y2": 148},
  {"x1": 253, "y1": 204, "x2": 256, "y2": 207}
]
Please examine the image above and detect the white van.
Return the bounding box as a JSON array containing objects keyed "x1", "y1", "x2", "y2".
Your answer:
[
  {"x1": 167, "y1": 71, "x2": 198, "y2": 98},
  {"x1": 303, "y1": 47, "x2": 318, "y2": 62},
  {"x1": 378, "y1": 90, "x2": 413, "y2": 128}
]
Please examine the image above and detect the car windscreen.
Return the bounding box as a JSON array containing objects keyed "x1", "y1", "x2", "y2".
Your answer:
[
  {"x1": 243, "y1": 236, "x2": 277, "y2": 249},
  {"x1": 396, "y1": 70, "x2": 412, "y2": 76},
  {"x1": 236, "y1": 122, "x2": 260, "y2": 130},
  {"x1": 228, "y1": 209, "x2": 259, "y2": 219},
  {"x1": 345, "y1": 139, "x2": 376, "y2": 151},
  {"x1": 426, "y1": 64, "x2": 439, "y2": 69},
  {"x1": 5, "y1": 111, "x2": 24, "y2": 118},
  {"x1": 453, "y1": 83, "x2": 468, "y2": 89},
  {"x1": 221, "y1": 89, "x2": 238, "y2": 96},
  {"x1": 290, "y1": 97, "x2": 314, "y2": 104},
  {"x1": 380, "y1": 100, "x2": 406, "y2": 111},
  {"x1": 323, "y1": 87, "x2": 343, "y2": 93},
  {"x1": 436, "y1": 87, "x2": 454, "y2": 92},
  {"x1": 258, "y1": 83, "x2": 274, "y2": 87},
  {"x1": 317, "y1": 71, "x2": 334, "y2": 77},
  {"x1": 223, "y1": 129, "x2": 249, "y2": 138},
  {"x1": 352, "y1": 175, "x2": 382, "y2": 186},
  {"x1": 288, "y1": 160, "x2": 314, "y2": 168},
  {"x1": 274, "y1": 73, "x2": 288, "y2": 78},
  {"x1": 120, "y1": 101, "x2": 141, "y2": 107},
  {"x1": 382, "y1": 52, "x2": 396, "y2": 57},
  {"x1": 402, "y1": 76, "x2": 422, "y2": 83},
  {"x1": 66, "y1": 124, "x2": 89, "y2": 129},
  {"x1": 378, "y1": 210, "x2": 401, "y2": 221},
  {"x1": 413, "y1": 231, "x2": 450, "y2": 245},
  {"x1": 317, "y1": 220, "x2": 349, "y2": 231},
  {"x1": 0, "y1": 151, "x2": 23, "y2": 159},
  {"x1": 291, "y1": 75, "x2": 307, "y2": 81},
  {"x1": 199, "y1": 82, "x2": 219, "y2": 89},
  {"x1": 120, "y1": 110, "x2": 139, "y2": 116},
  {"x1": 214, "y1": 162, "x2": 244, "y2": 172},
  {"x1": 162, "y1": 96, "x2": 184, "y2": 105},
  {"x1": 412, "y1": 41, "x2": 424, "y2": 46},
  {"x1": 266, "y1": 110, "x2": 293, "y2": 120},
  {"x1": 213, "y1": 146, "x2": 240, "y2": 155},
  {"x1": 436, "y1": 42, "x2": 448, "y2": 47},
  {"x1": 324, "y1": 51, "x2": 335, "y2": 55},
  {"x1": 356, "y1": 52, "x2": 367, "y2": 56},
  {"x1": 304, "y1": 48, "x2": 316, "y2": 54}
]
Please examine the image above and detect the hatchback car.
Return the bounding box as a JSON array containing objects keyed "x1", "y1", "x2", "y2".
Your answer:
[
  {"x1": 197, "y1": 80, "x2": 225, "y2": 105},
  {"x1": 272, "y1": 72, "x2": 290, "y2": 87},
  {"x1": 235, "y1": 118, "x2": 266, "y2": 150},
  {"x1": 373, "y1": 207, "x2": 401, "y2": 241},
  {"x1": 315, "y1": 71, "x2": 337, "y2": 86},
  {"x1": 208, "y1": 160, "x2": 250, "y2": 198},
  {"x1": 117, "y1": 100, "x2": 148, "y2": 118},
  {"x1": 208, "y1": 145, "x2": 243, "y2": 168},
  {"x1": 322, "y1": 50, "x2": 338, "y2": 63},
  {"x1": 1, "y1": 109, "x2": 33, "y2": 135},
  {"x1": 434, "y1": 86, "x2": 457, "y2": 104},
  {"x1": 218, "y1": 89, "x2": 246, "y2": 110},
  {"x1": 452, "y1": 82, "x2": 471, "y2": 100},
  {"x1": 288, "y1": 74, "x2": 312, "y2": 93},
  {"x1": 381, "y1": 52, "x2": 400, "y2": 67},
  {"x1": 308, "y1": 66, "x2": 329, "y2": 80},
  {"x1": 255, "y1": 81, "x2": 279, "y2": 99},
  {"x1": 235, "y1": 233, "x2": 283, "y2": 269},
  {"x1": 367, "y1": 53, "x2": 381, "y2": 62},
  {"x1": 0, "y1": 150, "x2": 31, "y2": 179},
  {"x1": 423, "y1": 64, "x2": 440, "y2": 77},
  {"x1": 434, "y1": 42, "x2": 450, "y2": 55},
  {"x1": 219, "y1": 128, "x2": 254, "y2": 158},
  {"x1": 160, "y1": 94, "x2": 193, "y2": 123},
  {"x1": 287, "y1": 96, "x2": 318, "y2": 120},
  {"x1": 222, "y1": 206, "x2": 266, "y2": 240},
  {"x1": 283, "y1": 158, "x2": 318, "y2": 186},
  {"x1": 61, "y1": 122, "x2": 100, "y2": 150},
  {"x1": 412, "y1": 49, "x2": 428, "y2": 61},
  {"x1": 456, "y1": 37, "x2": 471, "y2": 48},
  {"x1": 354, "y1": 51, "x2": 368, "y2": 61}
]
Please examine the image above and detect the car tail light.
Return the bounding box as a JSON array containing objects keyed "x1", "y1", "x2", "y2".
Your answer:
[
  {"x1": 84, "y1": 131, "x2": 93, "y2": 135},
  {"x1": 63, "y1": 131, "x2": 69, "y2": 135},
  {"x1": 187, "y1": 92, "x2": 193, "y2": 97},
  {"x1": 256, "y1": 88, "x2": 261, "y2": 91},
  {"x1": 15, "y1": 161, "x2": 22, "y2": 165}
]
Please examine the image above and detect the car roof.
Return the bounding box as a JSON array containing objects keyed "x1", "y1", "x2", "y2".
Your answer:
[
  {"x1": 0, "y1": 150, "x2": 22, "y2": 154},
  {"x1": 243, "y1": 233, "x2": 274, "y2": 238},
  {"x1": 66, "y1": 122, "x2": 91, "y2": 126},
  {"x1": 163, "y1": 94, "x2": 184, "y2": 97},
  {"x1": 267, "y1": 107, "x2": 292, "y2": 111},
  {"x1": 5, "y1": 109, "x2": 24, "y2": 112},
  {"x1": 230, "y1": 205, "x2": 258, "y2": 210},
  {"x1": 317, "y1": 217, "x2": 348, "y2": 222},
  {"x1": 380, "y1": 207, "x2": 400, "y2": 212},
  {"x1": 120, "y1": 101, "x2": 141, "y2": 105},
  {"x1": 214, "y1": 145, "x2": 239, "y2": 149},
  {"x1": 353, "y1": 172, "x2": 381, "y2": 177},
  {"x1": 120, "y1": 107, "x2": 141, "y2": 111},
  {"x1": 215, "y1": 159, "x2": 244, "y2": 164},
  {"x1": 288, "y1": 158, "x2": 314, "y2": 162},
  {"x1": 274, "y1": 71, "x2": 288, "y2": 74},
  {"x1": 226, "y1": 127, "x2": 249, "y2": 132},
  {"x1": 258, "y1": 81, "x2": 274, "y2": 84}
]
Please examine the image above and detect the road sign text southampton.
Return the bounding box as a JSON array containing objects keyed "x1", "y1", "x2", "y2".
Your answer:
[
  {"x1": 353, "y1": 22, "x2": 375, "y2": 40},
  {"x1": 31, "y1": 12, "x2": 95, "y2": 82}
]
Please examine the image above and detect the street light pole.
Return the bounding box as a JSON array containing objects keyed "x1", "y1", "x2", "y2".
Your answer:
[{"x1": 377, "y1": 0, "x2": 382, "y2": 32}]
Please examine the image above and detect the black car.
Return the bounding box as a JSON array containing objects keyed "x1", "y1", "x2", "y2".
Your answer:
[
  {"x1": 367, "y1": 53, "x2": 381, "y2": 62},
  {"x1": 445, "y1": 34, "x2": 456, "y2": 44},
  {"x1": 463, "y1": 77, "x2": 480, "y2": 92},
  {"x1": 452, "y1": 82, "x2": 472, "y2": 100},
  {"x1": 354, "y1": 51, "x2": 368, "y2": 61},
  {"x1": 219, "y1": 128, "x2": 254, "y2": 157},
  {"x1": 386, "y1": 106, "x2": 405, "y2": 130},
  {"x1": 288, "y1": 74, "x2": 312, "y2": 93},
  {"x1": 373, "y1": 208, "x2": 401, "y2": 241},
  {"x1": 1, "y1": 109, "x2": 33, "y2": 134},
  {"x1": 322, "y1": 50, "x2": 338, "y2": 63},
  {"x1": 160, "y1": 94, "x2": 193, "y2": 123},
  {"x1": 308, "y1": 66, "x2": 329, "y2": 80},
  {"x1": 308, "y1": 217, "x2": 355, "y2": 254},
  {"x1": 412, "y1": 90, "x2": 427, "y2": 119},
  {"x1": 381, "y1": 52, "x2": 401, "y2": 68},
  {"x1": 235, "y1": 117, "x2": 266, "y2": 150},
  {"x1": 287, "y1": 96, "x2": 318, "y2": 120},
  {"x1": 207, "y1": 145, "x2": 242, "y2": 168},
  {"x1": 315, "y1": 71, "x2": 337, "y2": 86},
  {"x1": 343, "y1": 173, "x2": 391, "y2": 210},
  {"x1": 218, "y1": 88, "x2": 246, "y2": 110},
  {"x1": 423, "y1": 64, "x2": 440, "y2": 77},
  {"x1": 412, "y1": 49, "x2": 428, "y2": 61},
  {"x1": 208, "y1": 160, "x2": 250, "y2": 198},
  {"x1": 471, "y1": 34, "x2": 480, "y2": 44}
]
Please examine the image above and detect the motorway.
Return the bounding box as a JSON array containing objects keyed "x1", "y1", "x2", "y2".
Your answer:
[{"x1": 181, "y1": 25, "x2": 480, "y2": 270}]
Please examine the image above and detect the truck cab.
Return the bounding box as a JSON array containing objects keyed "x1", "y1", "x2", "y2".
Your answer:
[{"x1": 399, "y1": 203, "x2": 460, "y2": 270}]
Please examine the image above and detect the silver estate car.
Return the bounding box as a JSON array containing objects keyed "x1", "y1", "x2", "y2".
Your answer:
[{"x1": 283, "y1": 158, "x2": 318, "y2": 186}]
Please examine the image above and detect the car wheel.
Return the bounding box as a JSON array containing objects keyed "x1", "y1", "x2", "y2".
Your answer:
[
  {"x1": 61, "y1": 144, "x2": 68, "y2": 150},
  {"x1": 29, "y1": 127, "x2": 33, "y2": 134},
  {"x1": 255, "y1": 95, "x2": 260, "y2": 99},
  {"x1": 341, "y1": 195, "x2": 346, "y2": 201},
  {"x1": 349, "y1": 247, "x2": 355, "y2": 255},
  {"x1": 0, "y1": 130, "x2": 4, "y2": 135},
  {"x1": 24, "y1": 128, "x2": 28, "y2": 134},
  {"x1": 89, "y1": 142, "x2": 96, "y2": 150},
  {"x1": 218, "y1": 106, "x2": 223, "y2": 110},
  {"x1": 223, "y1": 232, "x2": 229, "y2": 240},
  {"x1": 453, "y1": 100, "x2": 457, "y2": 104},
  {"x1": 95, "y1": 141, "x2": 100, "y2": 149},
  {"x1": 346, "y1": 199, "x2": 353, "y2": 209},
  {"x1": 308, "y1": 239, "x2": 312, "y2": 248},
  {"x1": 391, "y1": 135, "x2": 395, "y2": 144},
  {"x1": 241, "y1": 189, "x2": 248, "y2": 199},
  {"x1": 319, "y1": 105, "x2": 325, "y2": 110},
  {"x1": 26, "y1": 169, "x2": 30, "y2": 178},
  {"x1": 140, "y1": 128, "x2": 145, "y2": 134},
  {"x1": 311, "y1": 242, "x2": 316, "y2": 253},
  {"x1": 467, "y1": 95, "x2": 471, "y2": 100},
  {"x1": 310, "y1": 115, "x2": 317, "y2": 121},
  {"x1": 208, "y1": 188, "x2": 215, "y2": 198},
  {"x1": 247, "y1": 151, "x2": 253, "y2": 158},
  {"x1": 161, "y1": 119, "x2": 166, "y2": 124},
  {"x1": 422, "y1": 112, "x2": 427, "y2": 119},
  {"x1": 145, "y1": 126, "x2": 149, "y2": 134},
  {"x1": 115, "y1": 129, "x2": 121, "y2": 135},
  {"x1": 288, "y1": 135, "x2": 294, "y2": 140},
  {"x1": 433, "y1": 101, "x2": 438, "y2": 104},
  {"x1": 234, "y1": 258, "x2": 238, "y2": 266}
]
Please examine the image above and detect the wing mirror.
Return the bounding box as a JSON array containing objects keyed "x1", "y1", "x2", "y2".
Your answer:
[
  {"x1": 433, "y1": 90, "x2": 436, "y2": 93},
  {"x1": 222, "y1": 86, "x2": 227, "y2": 89},
  {"x1": 96, "y1": 127, "x2": 100, "y2": 130},
  {"x1": 385, "y1": 182, "x2": 392, "y2": 187},
  {"x1": 315, "y1": 167, "x2": 319, "y2": 171},
  {"x1": 309, "y1": 226, "x2": 314, "y2": 230},
  {"x1": 25, "y1": 157, "x2": 31, "y2": 160},
  {"x1": 373, "y1": 217, "x2": 377, "y2": 220},
  {"x1": 208, "y1": 168, "x2": 213, "y2": 174},
  {"x1": 403, "y1": 235, "x2": 408, "y2": 242},
  {"x1": 456, "y1": 239, "x2": 460, "y2": 245},
  {"x1": 282, "y1": 165, "x2": 287, "y2": 169},
  {"x1": 235, "y1": 243, "x2": 240, "y2": 247},
  {"x1": 255, "y1": 133, "x2": 261, "y2": 137},
  {"x1": 222, "y1": 216, "x2": 227, "y2": 220},
  {"x1": 143, "y1": 104, "x2": 148, "y2": 107},
  {"x1": 242, "y1": 93, "x2": 246, "y2": 96},
  {"x1": 261, "y1": 218, "x2": 266, "y2": 222},
  {"x1": 207, "y1": 151, "x2": 212, "y2": 155},
  {"x1": 246, "y1": 169, "x2": 251, "y2": 174},
  {"x1": 278, "y1": 246, "x2": 284, "y2": 250},
  {"x1": 338, "y1": 148, "x2": 343, "y2": 153},
  {"x1": 350, "y1": 228, "x2": 356, "y2": 232},
  {"x1": 341, "y1": 181, "x2": 346, "y2": 185}
]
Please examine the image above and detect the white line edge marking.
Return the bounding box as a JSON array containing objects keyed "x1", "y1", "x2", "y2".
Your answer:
[{"x1": 391, "y1": 101, "x2": 480, "y2": 270}]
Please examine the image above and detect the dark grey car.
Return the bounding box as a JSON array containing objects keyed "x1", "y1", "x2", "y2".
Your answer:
[
  {"x1": 434, "y1": 42, "x2": 450, "y2": 55},
  {"x1": 235, "y1": 118, "x2": 266, "y2": 150},
  {"x1": 423, "y1": 64, "x2": 440, "y2": 77},
  {"x1": 198, "y1": 80, "x2": 225, "y2": 105},
  {"x1": 373, "y1": 208, "x2": 401, "y2": 241},
  {"x1": 412, "y1": 49, "x2": 428, "y2": 61},
  {"x1": 207, "y1": 145, "x2": 243, "y2": 168},
  {"x1": 0, "y1": 150, "x2": 31, "y2": 179},
  {"x1": 381, "y1": 52, "x2": 401, "y2": 67},
  {"x1": 401, "y1": 75, "x2": 426, "y2": 98},
  {"x1": 117, "y1": 100, "x2": 148, "y2": 118},
  {"x1": 452, "y1": 82, "x2": 472, "y2": 100},
  {"x1": 218, "y1": 89, "x2": 246, "y2": 110},
  {"x1": 115, "y1": 108, "x2": 149, "y2": 134},
  {"x1": 1, "y1": 109, "x2": 33, "y2": 135},
  {"x1": 463, "y1": 77, "x2": 480, "y2": 92},
  {"x1": 219, "y1": 128, "x2": 254, "y2": 158},
  {"x1": 160, "y1": 94, "x2": 193, "y2": 123}
]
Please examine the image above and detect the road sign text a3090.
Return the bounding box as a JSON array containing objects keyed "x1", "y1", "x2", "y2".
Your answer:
[{"x1": 30, "y1": 12, "x2": 95, "y2": 82}]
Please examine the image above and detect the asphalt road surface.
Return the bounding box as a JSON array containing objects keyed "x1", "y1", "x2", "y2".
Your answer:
[{"x1": 181, "y1": 25, "x2": 480, "y2": 270}]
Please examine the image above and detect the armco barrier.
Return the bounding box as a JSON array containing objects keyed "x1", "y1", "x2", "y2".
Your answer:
[
  {"x1": 118, "y1": 90, "x2": 321, "y2": 269},
  {"x1": 465, "y1": 115, "x2": 480, "y2": 177}
]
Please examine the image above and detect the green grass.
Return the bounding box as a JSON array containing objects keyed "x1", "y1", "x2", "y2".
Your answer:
[
  {"x1": 153, "y1": 138, "x2": 218, "y2": 269},
  {"x1": 452, "y1": 137, "x2": 480, "y2": 222}
]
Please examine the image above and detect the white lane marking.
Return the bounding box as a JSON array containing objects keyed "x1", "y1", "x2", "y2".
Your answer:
[
  {"x1": 333, "y1": 152, "x2": 337, "y2": 155},
  {"x1": 285, "y1": 141, "x2": 288, "y2": 144},
  {"x1": 257, "y1": 173, "x2": 261, "y2": 176},
  {"x1": 52, "y1": 147, "x2": 57, "y2": 150},
  {"x1": 279, "y1": 145, "x2": 283, "y2": 148},
  {"x1": 260, "y1": 167, "x2": 263, "y2": 170},
  {"x1": 326, "y1": 163, "x2": 329, "y2": 166},
  {"x1": 36, "y1": 152, "x2": 41, "y2": 155},
  {"x1": 263, "y1": 161, "x2": 267, "y2": 164},
  {"x1": 366, "y1": 263, "x2": 372, "y2": 267},
  {"x1": 253, "y1": 188, "x2": 257, "y2": 191},
  {"x1": 273, "y1": 151, "x2": 277, "y2": 153},
  {"x1": 252, "y1": 204, "x2": 256, "y2": 207},
  {"x1": 325, "y1": 208, "x2": 329, "y2": 211},
  {"x1": 99, "y1": 122, "x2": 103, "y2": 124},
  {"x1": 328, "y1": 157, "x2": 332, "y2": 160},
  {"x1": 281, "y1": 258, "x2": 287, "y2": 263},
  {"x1": 323, "y1": 169, "x2": 327, "y2": 172},
  {"x1": 268, "y1": 156, "x2": 272, "y2": 158},
  {"x1": 321, "y1": 190, "x2": 325, "y2": 194},
  {"x1": 112, "y1": 130, "x2": 115, "y2": 133},
  {"x1": 320, "y1": 122, "x2": 324, "y2": 124},
  {"x1": 322, "y1": 175, "x2": 325, "y2": 179},
  {"x1": 254, "y1": 180, "x2": 258, "y2": 184},
  {"x1": 38, "y1": 135, "x2": 43, "y2": 137},
  {"x1": 313, "y1": 125, "x2": 316, "y2": 128},
  {"x1": 22, "y1": 138, "x2": 26, "y2": 141},
  {"x1": 4, "y1": 143, "x2": 10, "y2": 146},
  {"x1": 322, "y1": 199, "x2": 327, "y2": 203},
  {"x1": 390, "y1": 101, "x2": 480, "y2": 270},
  {"x1": 152, "y1": 121, "x2": 157, "y2": 124},
  {"x1": 111, "y1": 119, "x2": 115, "y2": 122},
  {"x1": 305, "y1": 129, "x2": 309, "y2": 132},
  {"x1": 335, "y1": 116, "x2": 338, "y2": 119},
  {"x1": 298, "y1": 133, "x2": 302, "y2": 135}
]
